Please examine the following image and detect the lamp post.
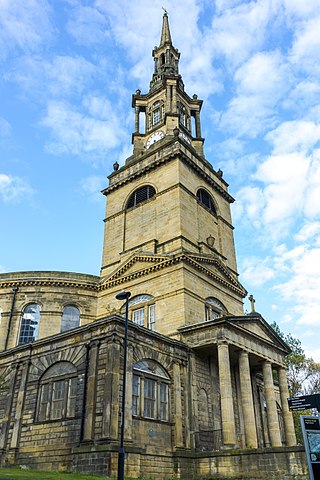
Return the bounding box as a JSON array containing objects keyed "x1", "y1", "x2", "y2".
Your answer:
[{"x1": 115, "y1": 291, "x2": 131, "y2": 480}]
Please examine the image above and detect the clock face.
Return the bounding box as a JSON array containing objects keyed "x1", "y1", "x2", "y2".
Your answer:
[{"x1": 146, "y1": 130, "x2": 165, "y2": 149}]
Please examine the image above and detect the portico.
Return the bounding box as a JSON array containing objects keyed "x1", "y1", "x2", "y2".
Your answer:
[{"x1": 179, "y1": 313, "x2": 296, "y2": 450}]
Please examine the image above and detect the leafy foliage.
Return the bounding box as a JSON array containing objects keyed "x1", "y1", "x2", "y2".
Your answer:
[{"x1": 271, "y1": 322, "x2": 320, "y2": 397}]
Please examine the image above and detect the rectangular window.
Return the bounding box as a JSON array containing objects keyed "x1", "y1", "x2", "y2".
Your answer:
[
  {"x1": 132, "y1": 308, "x2": 144, "y2": 326},
  {"x1": 51, "y1": 380, "x2": 66, "y2": 419},
  {"x1": 159, "y1": 382, "x2": 168, "y2": 421},
  {"x1": 144, "y1": 378, "x2": 156, "y2": 418},
  {"x1": 132, "y1": 375, "x2": 140, "y2": 416},
  {"x1": 148, "y1": 304, "x2": 156, "y2": 331}
]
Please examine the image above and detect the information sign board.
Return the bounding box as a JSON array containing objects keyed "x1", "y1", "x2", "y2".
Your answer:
[
  {"x1": 288, "y1": 394, "x2": 320, "y2": 411},
  {"x1": 300, "y1": 415, "x2": 320, "y2": 480}
]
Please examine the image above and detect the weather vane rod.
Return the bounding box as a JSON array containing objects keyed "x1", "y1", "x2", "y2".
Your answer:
[{"x1": 162, "y1": 6, "x2": 168, "y2": 14}]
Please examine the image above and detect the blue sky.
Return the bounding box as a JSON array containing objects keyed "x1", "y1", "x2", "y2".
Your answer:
[{"x1": 1, "y1": 0, "x2": 320, "y2": 360}]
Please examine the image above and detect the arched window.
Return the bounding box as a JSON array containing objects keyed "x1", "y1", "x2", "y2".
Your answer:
[
  {"x1": 61, "y1": 305, "x2": 80, "y2": 333},
  {"x1": 18, "y1": 303, "x2": 41, "y2": 345},
  {"x1": 197, "y1": 188, "x2": 217, "y2": 215},
  {"x1": 122, "y1": 294, "x2": 156, "y2": 331},
  {"x1": 132, "y1": 359, "x2": 170, "y2": 421},
  {"x1": 37, "y1": 361, "x2": 78, "y2": 421},
  {"x1": 148, "y1": 100, "x2": 164, "y2": 130},
  {"x1": 126, "y1": 185, "x2": 156, "y2": 209},
  {"x1": 179, "y1": 103, "x2": 189, "y2": 129},
  {"x1": 205, "y1": 297, "x2": 227, "y2": 321}
]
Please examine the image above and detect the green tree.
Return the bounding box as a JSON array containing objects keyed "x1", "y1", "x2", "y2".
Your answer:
[
  {"x1": 271, "y1": 322, "x2": 320, "y2": 397},
  {"x1": 271, "y1": 322, "x2": 320, "y2": 444}
]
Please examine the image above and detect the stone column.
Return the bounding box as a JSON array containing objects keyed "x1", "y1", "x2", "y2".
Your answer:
[
  {"x1": 172, "y1": 85, "x2": 177, "y2": 113},
  {"x1": 83, "y1": 340, "x2": 99, "y2": 442},
  {"x1": 173, "y1": 361, "x2": 183, "y2": 447},
  {"x1": 10, "y1": 360, "x2": 30, "y2": 449},
  {"x1": 195, "y1": 111, "x2": 201, "y2": 138},
  {"x1": 278, "y1": 367, "x2": 296, "y2": 446},
  {"x1": 166, "y1": 84, "x2": 171, "y2": 112},
  {"x1": 103, "y1": 337, "x2": 120, "y2": 439},
  {"x1": 218, "y1": 342, "x2": 237, "y2": 446},
  {"x1": 239, "y1": 350, "x2": 258, "y2": 448},
  {"x1": 262, "y1": 361, "x2": 282, "y2": 447},
  {"x1": 134, "y1": 106, "x2": 140, "y2": 133}
]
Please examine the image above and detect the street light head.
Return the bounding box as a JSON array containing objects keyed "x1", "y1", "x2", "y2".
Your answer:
[{"x1": 116, "y1": 291, "x2": 131, "y2": 301}]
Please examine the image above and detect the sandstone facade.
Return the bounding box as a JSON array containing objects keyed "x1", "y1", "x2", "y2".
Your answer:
[{"x1": 0, "y1": 13, "x2": 308, "y2": 480}]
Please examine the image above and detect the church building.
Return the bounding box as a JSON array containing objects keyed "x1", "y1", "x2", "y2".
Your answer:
[{"x1": 0, "y1": 13, "x2": 308, "y2": 479}]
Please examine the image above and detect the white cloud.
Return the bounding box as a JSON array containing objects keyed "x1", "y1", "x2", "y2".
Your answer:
[
  {"x1": 265, "y1": 120, "x2": 320, "y2": 155},
  {"x1": 0, "y1": 0, "x2": 53, "y2": 61},
  {"x1": 42, "y1": 98, "x2": 125, "y2": 157},
  {"x1": 8, "y1": 55, "x2": 96, "y2": 99},
  {"x1": 241, "y1": 256, "x2": 276, "y2": 286},
  {"x1": 80, "y1": 175, "x2": 105, "y2": 203},
  {"x1": 290, "y1": 15, "x2": 320, "y2": 74},
  {"x1": 210, "y1": 0, "x2": 278, "y2": 67},
  {"x1": 0, "y1": 174, "x2": 34, "y2": 202},
  {"x1": 0, "y1": 117, "x2": 12, "y2": 138},
  {"x1": 274, "y1": 245, "x2": 320, "y2": 327},
  {"x1": 295, "y1": 221, "x2": 320, "y2": 243},
  {"x1": 219, "y1": 52, "x2": 291, "y2": 137},
  {"x1": 66, "y1": 5, "x2": 109, "y2": 46}
]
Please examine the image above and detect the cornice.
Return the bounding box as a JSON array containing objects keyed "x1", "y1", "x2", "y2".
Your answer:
[
  {"x1": 0, "y1": 278, "x2": 99, "y2": 292},
  {"x1": 104, "y1": 140, "x2": 234, "y2": 203},
  {"x1": 99, "y1": 252, "x2": 246, "y2": 296}
]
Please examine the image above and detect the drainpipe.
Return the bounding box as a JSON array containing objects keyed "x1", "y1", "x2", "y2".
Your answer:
[{"x1": 4, "y1": 286, "x2": 19, "y2": 350}]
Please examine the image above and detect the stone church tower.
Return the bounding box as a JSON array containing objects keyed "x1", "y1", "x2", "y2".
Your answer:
[
  {"x1": 0, "y1": 12, "x2": 308, "y2": 480},
  {"x1": 98, "y1": 11, "x2": 245, "y2": 336}
]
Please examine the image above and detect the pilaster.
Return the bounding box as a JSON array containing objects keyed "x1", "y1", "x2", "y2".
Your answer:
[{"x1": 83, "y1": 340, "x2": 100, "y2": 442}]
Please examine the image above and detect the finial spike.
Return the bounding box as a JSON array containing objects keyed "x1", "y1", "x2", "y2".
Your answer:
[{"x1": 160, "y1": 8, "x2": 172, "y2": 45}]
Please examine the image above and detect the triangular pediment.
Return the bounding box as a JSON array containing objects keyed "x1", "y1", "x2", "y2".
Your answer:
[
  {"x1": 185, "y1": 254, "x2": 247, "y2": 297},
  {"x1": 100, "y1": 253, "x2": 172, "y2": 286},
  {"x1": 227, "y1": 315, "x2": 290, "y2": 352}
]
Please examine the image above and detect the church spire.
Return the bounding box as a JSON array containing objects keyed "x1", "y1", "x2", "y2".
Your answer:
[
  {"x1": 160, "y1": 11, "x2": 172, "y2": 46},
  {"x1": 150, "y1": 12, "x2": 181, "y2": 91}
]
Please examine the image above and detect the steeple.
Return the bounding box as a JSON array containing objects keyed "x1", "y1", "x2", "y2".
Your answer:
[
  {"x1": 150, "y1": 12, "x2": 180, "y2": 90},
  {"x1": 160, "y1": 11, "x2": 172, "y2": 46}
]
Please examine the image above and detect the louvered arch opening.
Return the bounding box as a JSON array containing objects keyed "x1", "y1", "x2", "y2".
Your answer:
[
  {"x1": 127, "y1": 185, "x2": 156, "y2": 209},
  {"x1": 197, "y1": 188, "x2": 216, "y2": 215}
]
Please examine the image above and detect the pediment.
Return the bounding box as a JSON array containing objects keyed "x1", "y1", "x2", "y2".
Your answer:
[
  {"x1": 227, "y1": 315, "x2": 290, "y2": 352},
  {"x1": 101, "y1": 253, "x2": 171, "y2": 285},
  {"x1": 185, "y1": 254, "x2": 247, "y2": 296}
]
